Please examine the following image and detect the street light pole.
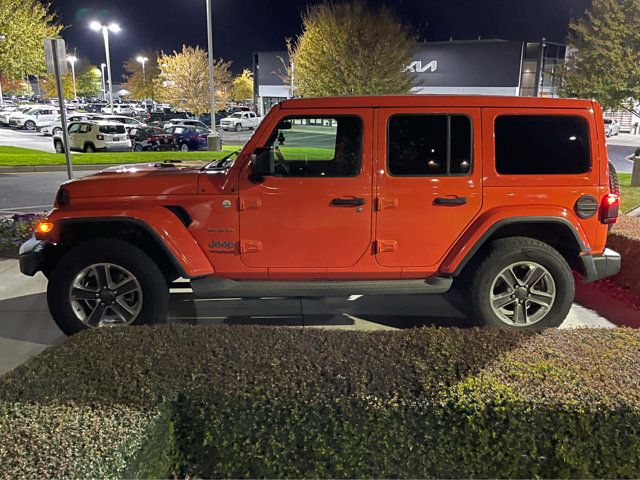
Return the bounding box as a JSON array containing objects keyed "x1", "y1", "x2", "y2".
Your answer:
[
  {"x1": 0, "y1": 34, "x2": 5, "y2": 107},
  {"x1": 67, "y1": 55, "x2": 77, "y2": 100},
  {"x1": 100, "y1": 63, "x2": 106, "y2": 101},
  {"x1": 136, "y1": 56, "x2": 148, "y2": 85},
  {"x1": 90, "y1": 21, "x2": 119, "y2": 112},
  {"x1": 205, "y1": 0, "x2": 220, "y2": 150}
]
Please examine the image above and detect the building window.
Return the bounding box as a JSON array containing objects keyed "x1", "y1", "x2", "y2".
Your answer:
[
  {"x1": 387, "y1": 115, "x2": 472, "y2": 176},
  {"x1": 495, "y1": 115, "x2": 591, "y2": 174}
]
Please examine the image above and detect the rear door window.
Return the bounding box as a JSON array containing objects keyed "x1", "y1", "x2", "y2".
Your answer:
[{"x1": 495, "y1": 115, "x2": 591, "y2": 174}]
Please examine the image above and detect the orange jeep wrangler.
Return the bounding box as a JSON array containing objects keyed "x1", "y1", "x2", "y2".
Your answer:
[{"x1": 20, "y1": 96, "x2": 621, "y2": 335}]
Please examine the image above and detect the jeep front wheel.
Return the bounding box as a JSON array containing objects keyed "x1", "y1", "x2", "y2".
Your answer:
[
  {"x1": 47, "y1": 238, "x2": 169, "y2": 335},
  {"x1": 470, "y1": 237, "x2": 574, "y2": 330}
]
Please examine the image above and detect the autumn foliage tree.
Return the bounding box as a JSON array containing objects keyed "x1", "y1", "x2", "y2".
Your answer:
[
  {"x1": 560, "y1": 0, "x2": 640, "y2": 110},
  {"x1": 156, "y1": 45, "x2": 232, "y2": 116},
  {"x1": 230, "y1": 69, "x2": 254, "y2": 102},
  {"x1": 40, "y1": 60, "x2": 102, "y2": 99},
  {"x1": 122, "y1": 52, "x2": 160, "y2": 100},
  {"x1": 0, "y1": 0, "x2": 62, "y2": 88},
  {"x1": 286, "y1": 1, "x2": 416, "y2": 97}
]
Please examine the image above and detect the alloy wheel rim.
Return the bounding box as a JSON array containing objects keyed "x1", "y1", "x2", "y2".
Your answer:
[
  {"x1": 68, "y1": 263, "x2": 143, "y2": 328},
  {"x1": 489, "y1": 261, "x2": 556, "y2": 326}
]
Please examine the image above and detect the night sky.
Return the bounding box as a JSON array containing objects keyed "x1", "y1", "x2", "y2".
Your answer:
[{"x1": 51, "y1": 0, "x2": 591, "y2": 80}]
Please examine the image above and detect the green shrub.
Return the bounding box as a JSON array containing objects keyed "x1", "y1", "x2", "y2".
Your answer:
[{"x1": 1, "y1": 326, "x2": 640, "y2": 478}]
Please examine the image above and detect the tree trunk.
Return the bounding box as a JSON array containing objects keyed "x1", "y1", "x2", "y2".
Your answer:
[{"x1": 632, "y1": 157, "x2": 640, "y2": 187}]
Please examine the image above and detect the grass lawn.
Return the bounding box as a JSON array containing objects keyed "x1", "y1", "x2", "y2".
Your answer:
[
  {"x1": 619, "y1": 173, "x2": 640, "y2": 213},
  {"x1": 0, "y1": 146, "x2": 238, "y2": 166}
]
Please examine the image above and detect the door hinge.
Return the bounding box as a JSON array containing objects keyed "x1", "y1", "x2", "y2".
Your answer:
[
  {"x1": 376, "y1": 240, "x2": 398, "y2": 253},
  {"x1": 240, "y1": 198, "x2": 262, "y2": 211},
  {"x1": 240, "y1": 240, "x2": 263, "y2": 253},
  {"x1": 377, "y1": 197, "x2": 399, "y2": 211}
]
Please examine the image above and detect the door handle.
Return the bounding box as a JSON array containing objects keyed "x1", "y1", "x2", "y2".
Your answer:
[
  {"x1": 331, "y1": 197, "x2": 366, "y2": 207},
  {"x1": 434, "y1": 197, "x2": 467, "y2": 206}
]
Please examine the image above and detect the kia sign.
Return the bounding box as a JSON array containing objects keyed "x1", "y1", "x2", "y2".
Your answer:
[{"x1": 408, "y1": 41, "x2": 522, "y2": 88}]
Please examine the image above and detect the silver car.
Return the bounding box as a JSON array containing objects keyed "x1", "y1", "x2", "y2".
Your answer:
[{"x1": 604, "y1": 118, "x2": 620, "y2": 137}]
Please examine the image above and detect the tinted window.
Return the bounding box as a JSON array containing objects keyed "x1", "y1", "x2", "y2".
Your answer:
[
  {"x1": 265, "y1": 116, "x2": 362, "y2": 177},
  {"x1": 99, "y1": 125, "x2": 126, "y2": 134},
  {"x1": 495, "y1": 115, "x2": 591, "y2": 175},
  {"x1": 388, "y1": 115, "x2": 472, "y2": 176}
]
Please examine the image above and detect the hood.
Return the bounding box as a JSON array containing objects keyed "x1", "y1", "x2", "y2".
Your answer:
[{"x1": 62, "y1": 162, "x2": 206, "y2": 199}]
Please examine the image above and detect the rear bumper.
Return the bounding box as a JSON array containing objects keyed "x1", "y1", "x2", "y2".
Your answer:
[
  {"x1": 19, "y1": 236, "x2": 48, "y2": 277},
  {"x1": 580, "y1": 248, "x2": 621, "y2": 283}
]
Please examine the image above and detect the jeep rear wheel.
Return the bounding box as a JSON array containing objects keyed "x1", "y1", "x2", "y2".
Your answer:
[
  {"x1": 470, "y1": 237, "x2": 574, "y2": 330},
  {"x1": 47, "y1": 238, "x2": 169, "y2": 336}
]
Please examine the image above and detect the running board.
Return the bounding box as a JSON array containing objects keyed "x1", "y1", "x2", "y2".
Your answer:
[{"x1": 190, "y1": 277, "x2": 453, "y2": 298}]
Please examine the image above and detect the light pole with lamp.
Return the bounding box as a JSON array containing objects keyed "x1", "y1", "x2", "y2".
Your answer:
[
  {"x1": 89, "y1": 21, "x2": 120, "y2": 112},
  {"x1": 136, "y1": 56, "x2": 148, "y2": 108},
  {"x1": 67, "y1": 55, "x2": 77, "y2": 100},
  {"x1": 0, "y1": 34, "x2": 5, "y2": 107},
  {"x1": 100, "y1": 63, "x2": 107, "y2": 101},
  {"x1": 205, "y1": 0, "x2": 220, "y2": 150}
]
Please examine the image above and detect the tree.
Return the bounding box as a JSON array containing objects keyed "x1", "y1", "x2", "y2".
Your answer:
[
  {"x1": 156, "y1": 45, "x2": 232, "y2": 116},
  {"x1": 0, "y1": 0, "x2": 62, "y2": 86},
  {"x1": 230, "y1": 69, "x2": 254, "y2": 102},
  {"x1": 0, "y1": 76, "x2": 31, "y2": 96},
  {"x1": 122, "y1": 52, "x2": 160, "y2": 100},
  {"x1": 40, "y1": 60, "x2": 101, "y2": 99},
  {"x1": 286, "y1": 1, "x2": 416, "y2": 97},
  {"x1": 560, "y1": 0, "x2": 640, "y2": 110}
]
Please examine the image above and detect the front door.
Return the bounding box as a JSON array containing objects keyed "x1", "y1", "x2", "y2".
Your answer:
[
  {"x1": 238, "y1": 110, "x2": 374, "y2": 269},
  {"x1": 375, "y1": 108, "x2": 483, "y2": 267}
]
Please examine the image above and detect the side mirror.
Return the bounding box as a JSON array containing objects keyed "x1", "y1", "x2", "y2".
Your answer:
[{"x1": 250, "y1": 147, "x2": 275, "y2": 180}]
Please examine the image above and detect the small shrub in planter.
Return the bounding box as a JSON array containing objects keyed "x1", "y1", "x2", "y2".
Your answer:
[{"x1": 0, "y1": 213, "x2": 44, "y2": 258}]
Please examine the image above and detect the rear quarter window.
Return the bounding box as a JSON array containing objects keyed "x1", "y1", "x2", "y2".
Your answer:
[{"x1": 495, "y1": 115, "x2": 591, "y2": 175}]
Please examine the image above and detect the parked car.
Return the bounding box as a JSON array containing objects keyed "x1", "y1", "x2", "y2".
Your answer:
[
  {"x1": 219, "y1": 111, "x2": 261, "y2": 131},
  {"x1": 53, "y1": 120, "x2": 131, "y2": 153},
  {"x1": 102, "y1": 104, "x2": 134, "y2": 115},
  {"x1": 0, "y1": 105, "x2": 37, "y2": 126},
  {"x1": 93, "y1": 114, "x2": 147, "y2": 129},
  {"x1": 0, "y1": 105, "x2": 20, "y2": 125},
  {"x1": 604, "y1": 118, "x2": 620, "y2": 137},
  {"x1": 163, "y1": 118, "x2": 207, "y2": 130},
  {"x1": 169, "y1": 125, "x2": 216, "y2": 151},
  {"x1": 130, "y1": 126, "x2": 176, "y2": 151},
  {"x1": 20, "y1": 95, "x2": 621, "y2": 335},
  {"x1": 9, "y1": 106, "x2": 59, "y2": 130},
  {"x1": 38, "y1": 113, "x2": 94, "y2": 136},
  {"x1": 200, "y1": 111, "x2": 228, "y2": 127}
]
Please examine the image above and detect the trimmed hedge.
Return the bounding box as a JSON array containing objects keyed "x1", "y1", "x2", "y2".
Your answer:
[
  {"x1": 608, "y1": 215, "x2": 640, "y2": 300},
  {"x1": 1, "y1": 326, "x2": 640, "y2": 478}
]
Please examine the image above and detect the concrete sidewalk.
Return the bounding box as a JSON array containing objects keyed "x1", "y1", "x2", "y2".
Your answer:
[{"x1": 0, "y1": 258, "x2": 616, "y2": 376}]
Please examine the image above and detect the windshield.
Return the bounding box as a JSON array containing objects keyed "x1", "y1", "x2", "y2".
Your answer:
[
  {"x1": 99, "y1": 125, "x2": 126, "y2": 134},
  {"x1": 205, "y1": 150, "x2": 240, "y2": 170},
  {"x1": 25, "y1": 108, "x2": 39, "y2": 115}
]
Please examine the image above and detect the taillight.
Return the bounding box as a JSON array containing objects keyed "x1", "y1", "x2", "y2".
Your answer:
[
  {"x1": 600, "y1": 193, "x2": 620, "y2": 224},
  {"x1": 96, "y1": 134, "x2": 104, "y2": 140}
]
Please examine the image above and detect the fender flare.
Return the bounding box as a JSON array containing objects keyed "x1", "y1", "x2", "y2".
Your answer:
[
  {"x1": 441, "y1": 213, "x2": 590, "y2": 276},
  {"x1": 47, "y1": 207, "x2": 214, "y2": 278}
]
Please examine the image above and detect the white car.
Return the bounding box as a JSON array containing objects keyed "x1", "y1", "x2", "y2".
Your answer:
[
  {"x1": 102, "y1": 104, "x2": 134, "y2": 115},
  {"x1": 53, "y1": 120, "x2": 131, "y2": 153},
  {"x1": 0, "y1": 105, "x2": 36, "y2": 126},
  {"x1": 9, "y1": 106, "x2": 58, "y2": 130},
  {"x1": 163, "y1": 118, "x2": 206, "y2": 130},
  {"x1": 219, "y1": 111, "x2": 261, "y2": 131},
  {"x1": 94, "y1": 114, "x2": 147, "y2": 129},
  {"x1": 39, "y1": 114, "x2": 94, "y2": 136},
  {"x1": 604, "y1": 118, "x2": 621, "y2": 137},
  {"x1": 0, "y1": 105, "x2": 20, "y2": 125}
]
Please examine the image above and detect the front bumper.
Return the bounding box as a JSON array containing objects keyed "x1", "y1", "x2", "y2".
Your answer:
[
  {"x1": 19, "y1": 236, "x2": 48, "y2": 277},
  {"x1": 580, "y1": 248, "x2": 621, "y2": 283}
]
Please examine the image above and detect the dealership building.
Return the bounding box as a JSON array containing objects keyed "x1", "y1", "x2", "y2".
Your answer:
[{"x1": 252, "y1": 39, "x2": 566, "y2": 116}]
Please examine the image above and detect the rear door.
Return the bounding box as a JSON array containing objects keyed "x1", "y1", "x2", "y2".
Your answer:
[{"x1": 375, "y1": 108, "x2": 483, "y2": 267}]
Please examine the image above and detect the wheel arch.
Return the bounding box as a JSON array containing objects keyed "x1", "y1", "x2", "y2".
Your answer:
[{"x1": 445, "y1": 217, "x2": 589, "y2": 278}]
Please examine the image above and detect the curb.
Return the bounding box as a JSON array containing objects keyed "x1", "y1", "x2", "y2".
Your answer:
[
  {"x1": 629, "y1": 206, "x2": 640, "y2": 218},
  {"x1": 0, "y1": 164, "x2": 112, "y2": 173}
]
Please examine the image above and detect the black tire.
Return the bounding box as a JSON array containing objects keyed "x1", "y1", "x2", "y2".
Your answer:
[
  {"x1": 52, "y1": 127, "x2": 62, "y2": 136},
  {"x1": 609, "y1": 161, "x2": 620, "y2": 196},
  {"x1": 24, "y1": 120, "x2": 35, "y2": 131},
  {"x1": 84, "y1": 143, "x2": 95, "y2": 153},
  {"x1": 54, "y1": 140, "x2": 65, "y2": 154},
  {"x1": 180, "y1": 143, "x2": 190, "y2": 152},
  {"x1": 134, "y1": 143, "x2": 144, "y2": 152},
  {"x1": 469, "y1": 237, "x2": 574, "y2": 330},
  {"x1": 47, "y1": 238, "x2": 169, "y2": 336},
  {"x1": 235, "y1": 123, "x2": 242, "y2": 132}
]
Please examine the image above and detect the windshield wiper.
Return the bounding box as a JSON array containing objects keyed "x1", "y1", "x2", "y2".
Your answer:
[{"x1": 204, "y1": 149, "x2": 240, "y2": 170}]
